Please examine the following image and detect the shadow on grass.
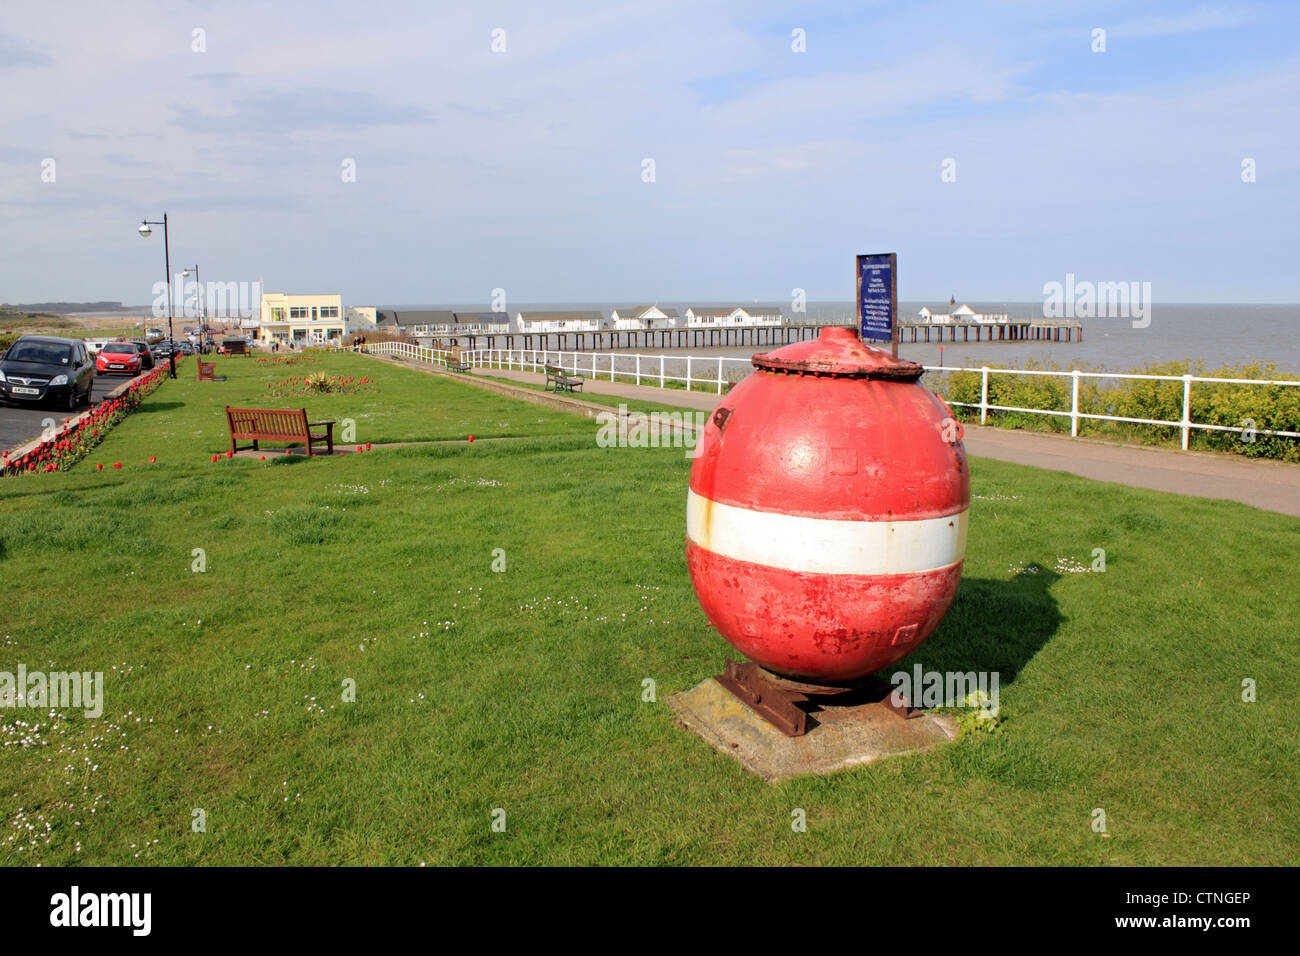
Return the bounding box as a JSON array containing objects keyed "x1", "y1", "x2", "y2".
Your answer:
[
  {"x1": 899, "y1": 569, "x2": 1064, "y2": 686},
  {"x1": 788, "y1": 572, "x2": 1062, "y2": 731},
  {"x1": 132, "y1": 402, "x2": 185, "y2": 414}
]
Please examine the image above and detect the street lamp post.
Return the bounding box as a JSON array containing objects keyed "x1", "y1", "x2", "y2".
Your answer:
[
  {"x1": 137, "y1": 214, "x2": 177, "y2": 379},
  {"x1": 181, "y1": 265, "x2": 201, "y2": 348}
]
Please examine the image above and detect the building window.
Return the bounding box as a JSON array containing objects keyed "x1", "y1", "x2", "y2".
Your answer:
[
  {"x1": 290, "y1": 307, "x2": 309, "y2": 319},
  {"x1": 320, "y1": 307, "x2": 339, "y2": 318}
]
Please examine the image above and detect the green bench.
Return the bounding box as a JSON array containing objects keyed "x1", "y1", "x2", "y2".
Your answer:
[{"x1": 544, "y1": 364, "x2": 583, "y2": 393}]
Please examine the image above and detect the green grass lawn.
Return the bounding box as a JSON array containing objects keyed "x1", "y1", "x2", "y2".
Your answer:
[
  {"x1": 1, "y1": 353, "x2": 1296, "y2": 865},
  {"x1": 471, "y1": 369, "x2": 706, "y2": 418},
  {"x1": 96, "y1": 351, "x2": 594, "y2": 462}
]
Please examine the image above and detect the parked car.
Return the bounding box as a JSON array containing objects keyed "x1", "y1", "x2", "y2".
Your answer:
[
  {"x1": 179, "y1": 341, "x2": 195, "y2": 355},
  {"x1": 96, "y1": 341, "x2": 145, "y2": 377},
  {"x1": 0, "y1": 335, "x2": 95, "y2": 411},
  {"x1": 130, "y1": 339, "x2": 156, "y2": 370}
]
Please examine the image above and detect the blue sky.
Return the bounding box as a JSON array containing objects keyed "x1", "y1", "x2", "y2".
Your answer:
[{"x1": 1, "y1": 0, "x2": 1297, "y2": 306}]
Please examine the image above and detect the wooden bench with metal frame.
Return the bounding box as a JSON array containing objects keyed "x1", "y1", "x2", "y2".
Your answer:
[
  {"x1": 197, "y1": 360, "x2": 216, "y2": 381},
  {"x1": 444, "y1": 348, "x2": 472, "y2": 373},
  {"x1": 225, "y1": 406, "x2": 336, "y2": 457},
  {"x1": 544, "y1": 364, "x2": 584, "y2": 393}
]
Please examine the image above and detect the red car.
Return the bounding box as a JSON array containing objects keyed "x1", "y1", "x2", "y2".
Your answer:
[{"x1": 96, "y1": 341, "x2": 144, "y2": 376}]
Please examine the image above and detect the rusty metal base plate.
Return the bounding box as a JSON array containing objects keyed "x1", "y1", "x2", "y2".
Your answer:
[{"x1": 668, "y1": 677, "x2": 957, "y2": 782}]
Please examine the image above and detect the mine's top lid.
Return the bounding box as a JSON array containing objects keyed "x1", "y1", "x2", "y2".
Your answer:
[{"x1": 752, "y1": 326, "x2": 924, "y2": 380}]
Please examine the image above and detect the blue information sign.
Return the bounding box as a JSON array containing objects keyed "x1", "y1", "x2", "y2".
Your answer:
[{"x1": 857, "y1": 253, "x2": 897, "y2": 351}]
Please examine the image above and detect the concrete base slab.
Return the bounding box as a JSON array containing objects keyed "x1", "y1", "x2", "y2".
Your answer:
[{"x1": 668, "y1": 677, "x2": 958, "y2": 782}]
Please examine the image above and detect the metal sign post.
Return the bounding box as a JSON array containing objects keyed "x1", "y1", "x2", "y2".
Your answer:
[{"x1": 856, "y1": 253, "x2": 897, "y2": 358}]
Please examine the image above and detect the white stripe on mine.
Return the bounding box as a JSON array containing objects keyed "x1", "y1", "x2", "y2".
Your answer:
[{"x1": 686, "y1": 488, "x2": 967, "y2": 576}]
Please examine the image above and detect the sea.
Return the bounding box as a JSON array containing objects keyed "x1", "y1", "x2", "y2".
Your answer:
[
  {"x1": 414, "y1": 301, "x2": 1300, "y2": 376},
  {"x1": 91, "y1": 301, "x2": 1300, "y2": 375}
]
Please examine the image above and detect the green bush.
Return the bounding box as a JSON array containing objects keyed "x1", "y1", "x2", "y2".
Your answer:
[{"x1": 927, "y1": 359, "x2": 1300, "y2": 461}]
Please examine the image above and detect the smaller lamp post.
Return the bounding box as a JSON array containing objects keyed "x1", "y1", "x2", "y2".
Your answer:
[
  {"x1": 181, "y1": 265, "x2": 201, "y2": 347},
  {"x1": 137, "y1": 215, "x2": 177, "y2": 379}
]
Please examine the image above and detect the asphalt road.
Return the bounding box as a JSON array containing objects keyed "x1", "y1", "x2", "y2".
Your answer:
[{"x1": 0, "y1": 369, "x2": 150, "y2": 452}]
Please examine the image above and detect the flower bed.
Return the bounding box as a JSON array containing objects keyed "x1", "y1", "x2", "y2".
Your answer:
[
  {"x1": 264, "y1": 372, "x2": 374, "y2": 397},
  {"x1": 256, "y1": 355, "x2": 318, "y2": 366},
  {"x1": 1, "y1": 363, "x2": 173, "y2": 476}
]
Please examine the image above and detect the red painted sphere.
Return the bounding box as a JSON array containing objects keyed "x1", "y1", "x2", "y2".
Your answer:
[{"x1": 686, "y1": 326, "x2": 970, "y2": 683}]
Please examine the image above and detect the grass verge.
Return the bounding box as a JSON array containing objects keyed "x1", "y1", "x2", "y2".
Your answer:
[{"x1": 0, "y1": 352, "x2": 1296, "y2": 865}]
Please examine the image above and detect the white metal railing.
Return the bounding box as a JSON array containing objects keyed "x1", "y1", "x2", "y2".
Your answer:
[
  {"x1": 373, "y1": 344, "x2": 752, "y2": 395},
  {"x1": 925, "y1": 365, "x2": 1300, "y2": 450},
  {"x1": 361, "y1": 342, "x2": 1299, "y2": 451},
  {"x1": 363, "y1": 340, "x2": 458, "y2": 366}
]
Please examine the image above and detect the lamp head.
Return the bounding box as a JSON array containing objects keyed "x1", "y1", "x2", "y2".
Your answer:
[{"x1": 137, "y1": 221, "x2": 152, "y2": 238}]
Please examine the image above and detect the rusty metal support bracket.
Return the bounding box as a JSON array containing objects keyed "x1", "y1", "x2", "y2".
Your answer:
[
  {"x1": 714, "y1": 664, "x2": 924, "y2": 736},
  {"x1": 852, "y1": 675, "x2": 922, "y2": 720},
  {"x1": 714, "y1": 658, "x2": 809, "y2": 737}
]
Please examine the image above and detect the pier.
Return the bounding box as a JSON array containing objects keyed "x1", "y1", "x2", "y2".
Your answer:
[
  {"x1": 897, "y1": 319, "x2": 1083, "y2": 345},
  {"x1": 417, "y1": 323, "x2": 821, "y2": 353},
  {"x1": 415, "y1": 319, "x2": 1083, "y2": 352}
]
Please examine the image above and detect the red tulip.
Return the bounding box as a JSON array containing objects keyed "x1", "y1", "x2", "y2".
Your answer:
[
  {"x1": 468, "y1": 435, "x2": 475, "y2": 442},
  {"x1": 96, "y1": 464, "x2": 103, "y2": 471},
  {"x1": 355, "y1": 445, "x2": 363, "y2": 453},
  {"x1": 149, "y1": 456, "x2": 156, "y2": 463},
  {"x1": 365, "y1": 442, "x2": 371, "y2": 450},
  {"x1": 211, "y1": 454, "x2": 220, "y2": 462},
  {"x1": 113, "y1": 462, "x2": 122, "y2": 469},
  {"x1": 225, "y1": 451, "x2": 233, "y2": 459},
  {"x1": 259, "y1": 456, "x2": 266, "y2": 461}
]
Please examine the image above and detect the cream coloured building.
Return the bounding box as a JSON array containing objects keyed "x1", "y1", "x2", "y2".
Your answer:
[
  {"x1": 684, "y1": 306, "x2": 783, "y2": 328},
  {"x1": 610, "y1": 306, "x2": 679, "y2": 330},
  {"x1": 258, "y1": 293, "x2": 346, "y2": 345},
  {"x1": 345, "y1": 306, "x2": 378, "y2": 332},
  {"x1": 513, "y1": 310, "x2": 604, "y2": 333},
  {"x1": 916, "y1": 304, "x2": 1009, "y2": 325}
]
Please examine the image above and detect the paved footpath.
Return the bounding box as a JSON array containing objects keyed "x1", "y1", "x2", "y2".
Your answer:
[{"x1": 470, "y1": 367, "x2": 1300, "y2": 517}]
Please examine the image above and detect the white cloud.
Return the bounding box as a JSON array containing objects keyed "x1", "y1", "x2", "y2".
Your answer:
[{"x1": 0, "y1": 0, "x2": 1294, "y2": 303}]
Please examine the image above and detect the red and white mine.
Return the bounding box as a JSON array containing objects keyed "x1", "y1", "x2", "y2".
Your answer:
[{"x1": 686, "y1": 326, "x2": 970, "y2": 684}]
